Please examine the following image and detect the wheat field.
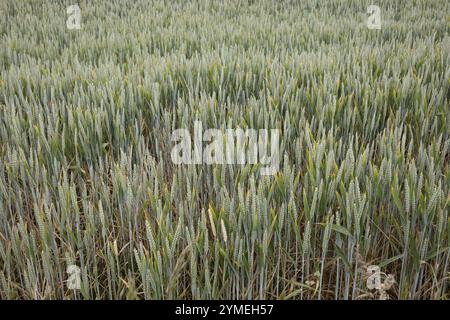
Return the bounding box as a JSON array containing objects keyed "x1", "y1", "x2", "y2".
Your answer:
[{"x1": 0, "y1": 0, "x2": 449, "y2": 300}]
